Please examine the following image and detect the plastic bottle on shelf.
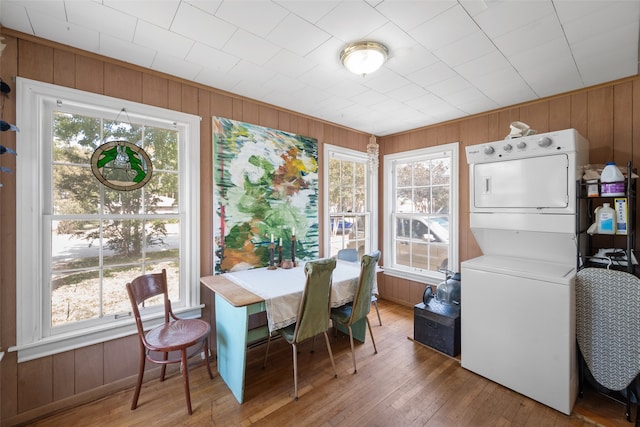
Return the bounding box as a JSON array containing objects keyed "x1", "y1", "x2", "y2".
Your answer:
[
  {"x1": 600, "y1": 162, "x2": 625, "y2": 197},
  {"x1": 596, "y1": 203, "x2": 616, "y2": 234}
]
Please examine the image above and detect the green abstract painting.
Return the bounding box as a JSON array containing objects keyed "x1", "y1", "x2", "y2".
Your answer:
[{"x1": 213, "y1": 117, "x2": 319, "y2": 273}]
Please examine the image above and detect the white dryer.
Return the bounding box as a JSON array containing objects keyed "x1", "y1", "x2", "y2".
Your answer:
[{"x1": 462, "y1": 129, "x2": 589, "y2": 415}]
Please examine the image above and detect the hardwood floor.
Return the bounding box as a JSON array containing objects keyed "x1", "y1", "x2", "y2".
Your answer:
[{"x1": 25, "y1": 300, "x2": 630, "y2": 426}]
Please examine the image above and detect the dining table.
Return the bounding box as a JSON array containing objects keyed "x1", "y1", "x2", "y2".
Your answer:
[{"x1": 199, "y1": 259, "x2": 375, "y2": 404}]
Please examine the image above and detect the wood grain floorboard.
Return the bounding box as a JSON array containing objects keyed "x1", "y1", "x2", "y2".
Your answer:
[{"x1": 23, "y1": 300, "x2": 631, "y2": 427}]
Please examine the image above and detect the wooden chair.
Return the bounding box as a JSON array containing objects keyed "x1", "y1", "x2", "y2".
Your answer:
[
  {"x1": 331, "y1": 250, "x2": 381, "y2": 373},
  {"x1": 263, "y1": 258, "x2": 338, "y2": 400},
  {"x1": 336, "y1": 248, "x2": 382, "y2": 326},
  {"x1": 126, "y1": 269, "x2": 214, "y2": 415},
  {"x1": 576, "y1": 267, "x2": 640, "y2": 423}
]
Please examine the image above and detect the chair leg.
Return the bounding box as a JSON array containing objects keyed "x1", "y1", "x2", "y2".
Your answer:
[
  {"x1": 131, "y1": 347, "x2": 146, "y2": 410},
  {"x1": 347, "y1": 325, "x2": 357, "y2": 374},
  {"x1": 263, "y1": 333, "x2": 272, "y2": 368},
  {"x1": 366, "y1": 316, "x2": 377, "y2": 354},
  {"x1": 160, "y1": 351, "x2": 168, "y2": 381},
  {"x1": 323, "y1": 331, "x2": 337, "y2": 378},
  {"x1": 204, "y1": 339, "x2": 214, "y2": 380},
  {"x1": 292, "y1": 343, "x2": 299, "y2": 400},
  {"x1": 373, "y1": 300, "x2": 382, "y2": 326},
  {"x1": 181, "y1": 349, "x2": 193, "y2": 415}
]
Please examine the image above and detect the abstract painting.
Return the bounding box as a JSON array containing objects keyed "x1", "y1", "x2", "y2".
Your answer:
[{"x1": 213, "y1": 117, "x2": 319, "y2": 273}]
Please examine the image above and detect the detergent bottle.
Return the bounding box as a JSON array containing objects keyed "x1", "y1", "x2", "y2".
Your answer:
[
  {"x1": 600, "y1": 162, "x2": 625, "y2": 197},
  {"x1": 596, "y1": 203, "x2": 616, "y2": 234}
]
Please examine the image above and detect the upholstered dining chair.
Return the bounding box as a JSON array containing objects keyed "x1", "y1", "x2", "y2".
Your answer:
[
  {"x1": 126, "y1": 269, "x2": 214, "y2": 415},
  {"x1": 575, "y1": 267, "x2": 640, "y2": 423},
  {"x1": 263, "y1": 258, "x2": 338, "y2": 400},
  {"x1": 331, "y1": 250, "x2": 381, "y2": 374},
  {"x1": 336, "y1": 248, "x2": 382, "y2": 326}
]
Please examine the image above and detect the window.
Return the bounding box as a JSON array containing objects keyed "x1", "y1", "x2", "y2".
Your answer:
[
  {"x1": 383, "y1": 143, "x2": 459, "y2": 283},
  {"x1": 323, "y1": 144, "x2": 377, "y2": 259},
  {"x1": 13, "y1": 78, "x2": 201, "y2": 362}
]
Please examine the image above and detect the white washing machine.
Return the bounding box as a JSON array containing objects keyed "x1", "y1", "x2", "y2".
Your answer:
[{"x1": 462, "y1": 129, "x2": 589, "y2": 415}]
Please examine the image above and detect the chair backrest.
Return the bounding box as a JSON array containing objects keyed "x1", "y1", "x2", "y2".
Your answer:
[
  {"x1": 337, "y1": 248, "x2": 359, "y2": 262},
  {"x1": 293, "y1": 258, "x2": 337, "y2": 343},
  {"x1": 576, "y1": 267, "x2": 640, "y2": 391},
  {"x1": 126, "y1": 269, "x2": 171, "y2": 340},
  {"x1": 348, "y1": 250, "x2": 381, "y2": 324}
]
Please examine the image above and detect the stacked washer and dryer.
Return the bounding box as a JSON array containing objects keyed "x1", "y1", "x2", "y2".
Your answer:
[{"x1": 462, "y1": 129, "x2": 589, "y2": 415}]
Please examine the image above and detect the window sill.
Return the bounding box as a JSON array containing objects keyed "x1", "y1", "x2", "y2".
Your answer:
[
  {"x1": 9, "y1": 306, "x2": 203, "y2": 363},
  {"x1": 383, "y1": 266, "x2": 444, "y2": 286}
]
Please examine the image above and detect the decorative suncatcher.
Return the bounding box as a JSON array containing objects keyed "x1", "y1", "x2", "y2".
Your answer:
[
  {"x1": 213, "y1": 117, "x2": 319, "y2": 273},
  {"x1": 91, "y1": 140, "x2": 152, "y2": 191}
]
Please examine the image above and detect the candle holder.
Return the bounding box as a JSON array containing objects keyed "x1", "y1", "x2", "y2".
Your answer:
[
  {"x1": 291, "y1": 234, "x2": 296, "y2": 267},
  {"x1": 278, "y1": 243, "x2": 283, "y2": 267},
  {"x1": 268, "y1": 242, "x2": 277, "y2": 270}
]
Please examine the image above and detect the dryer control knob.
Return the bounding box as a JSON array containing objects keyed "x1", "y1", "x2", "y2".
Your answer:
[
  {"x1": 483, "y1": 146, "x2": 495, "y2": 155},
  {"x1": 537, "y1": 137, "x2": 552, "y2": 147},
  {"x1": 503, "y1": 144, "x2": 513, "y2": 152},
  {"x1": 516, "y1": 140, "x2": 527, "y2": 149}
]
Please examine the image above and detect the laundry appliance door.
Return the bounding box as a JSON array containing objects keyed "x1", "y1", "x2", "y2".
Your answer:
[
  {"x1": 470, "y1": 154, "x2": 569, "y2": 212},
  {"x1": 460, "y1": 255, "x2": 577, "y2": 415}
]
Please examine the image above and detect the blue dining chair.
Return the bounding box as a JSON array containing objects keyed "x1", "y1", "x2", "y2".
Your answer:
[
  {"x1": 336, "y1": 248, "x2": 382, "y2": 326},
  {"x1": 331, "y1": 250, "x2": 381, "y2": 374},
  {"x1": 263, "y1": 258, "x2": 338, "y2": 400}
]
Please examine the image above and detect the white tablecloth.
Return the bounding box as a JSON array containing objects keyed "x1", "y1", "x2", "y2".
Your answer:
[{"x1": 224, "y1": 259, "x2": 373, "y2": 332}]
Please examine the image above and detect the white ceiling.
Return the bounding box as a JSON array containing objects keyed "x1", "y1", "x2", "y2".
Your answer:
[{"x1": 1, "y1": 0, "x2": 639, "y2": 136}]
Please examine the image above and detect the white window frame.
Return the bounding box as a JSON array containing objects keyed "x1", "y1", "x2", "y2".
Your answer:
[
  {"x1": 383, "y1": 142, "x2": 459, "y2": 284},
  {"x1": 12, "y1": 78, "x2": 202, "y2": 362},
  {"x1": 323, "y1": 144, "x2": 378, "y2": 258}
]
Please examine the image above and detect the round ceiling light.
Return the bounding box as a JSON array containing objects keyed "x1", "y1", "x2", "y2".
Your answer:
[{"x1": 340, "y1": 41, "x2": 389, "y2": 77}]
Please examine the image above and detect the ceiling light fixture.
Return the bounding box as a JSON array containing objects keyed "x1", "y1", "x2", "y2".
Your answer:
[{"x1": 340, "y1": 41, "x2": 388, "y2": 77}]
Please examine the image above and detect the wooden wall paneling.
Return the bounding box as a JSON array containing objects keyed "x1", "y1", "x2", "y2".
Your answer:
[
  {"x1": 211, "y1": 91, "x2": 233, "y2": 119},
  {"x1": 278, "y1": 110, "x2": 291, "y2": 133},
  {"x1": 181, "y1": 84, "x2": 199, "y2": 116},
  {"x1": 570, "y1": 91, "x2": 588, "y2": 138},
  {"x1": 0, "y1": 34, "x2": 18, "y2": 422},
  {"x1": 199, "y1": 87, "x2": 213, "y2": 277},
  {"x1": 18, "y1": 39, "x2": 54, "y2": 83},
  {"x1": 141, "y1": 74, "x2": 169, "y2": 109},
  {"x1": 74, "y1": 55, "x2": 104, "y2": 95},
  {"x1": 18, "y1": 357, "x2": 53, "y2": 412},
  {"x1": 200, "y1": 284, "x2": 216, "y2": 355},
  {"x1": 52, "y1": 351, "x2": 75, "y2": 401},
  {"x1": 231, "y1": 97, "x2": 243, "y2": 121},
  {"x1": 519, "y1": 100, "x2": 549, "y2": 134},
  {"x1": 613, "y1": 81, "x2": 633, "y2": 163},
  {"x1": 434, "y1": 122, "x2": 460, "y2": 147},
  {"x1": 103, "y1": 63, "x2": 142, "y2": 103},
  {"x1": 1, "y1": 351, "x2": 17, "y2": 419},
  {"x1": 458, "y1": 116, "x2": 487, "y2": 265},
  {"x1": 242, "y1": 100, "x2": 259, "y2": 125},
  {"x1": 587, "y1": 87, "x2": 614, "y2": 163},
  {"x1": 52, "y1": 48, "x2": 75, "y2": 88},
  {"x1": 74, "y1": 344, "x2": 104, "y2": 394},
  {"x1": 103, "y1": 335, "x2": 138, "y2": 385},
  {"x1": 166, "y1": 80, "x2": 182, "y2": 112},
  {"x1": 296, "y1": 115, "x2": 310, "y2": 137},
  {"x1": 548, "y1": 96, "x2": 571, "y2": 131},
  {"x1": 259, "y1": 105, "x2": 278, "y2": 129},
  {"x1": 486, "y1": 110, "x2": 502, "y2": 142}
]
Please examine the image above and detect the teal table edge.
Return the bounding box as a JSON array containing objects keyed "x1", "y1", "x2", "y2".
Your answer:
[{"x1": 214, "y1": 293, "x2": 267, "y2": 404}]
